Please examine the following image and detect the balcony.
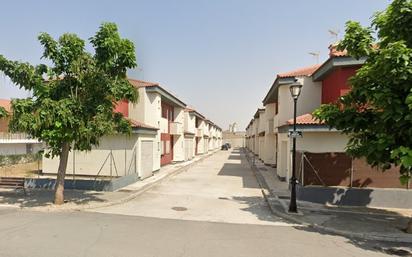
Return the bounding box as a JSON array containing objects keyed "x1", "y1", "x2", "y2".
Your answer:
[
  {"x1": 170, "y1": 122, "x2": 183, "y2": 135},
  {"x1": 196, "y1": 128, "x2": 203, "y2": 137},
  {"x1": 159, "y1": 118, "x2": 168, "y2": 134},
  {"x1": 0, "y1": 132, "x2": 40, "y2": 143}
]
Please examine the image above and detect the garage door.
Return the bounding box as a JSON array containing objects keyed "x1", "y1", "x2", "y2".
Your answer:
[
  {"x1": 184, "y1": 138, "x2": 192, "y2": 161},
  {"x1": 140, "y1": 140, "x2": 154, "y2": 179}
]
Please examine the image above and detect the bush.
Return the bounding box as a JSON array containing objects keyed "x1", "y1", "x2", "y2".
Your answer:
[{"x1": 0, "y1": 153, "x2": 41, "y2": 167}]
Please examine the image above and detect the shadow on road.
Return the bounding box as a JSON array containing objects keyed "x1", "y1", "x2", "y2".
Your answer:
[
  {"x1": 294, "y1": 225, "x2": 412, "y2": 256},
  {"x1": 231, "y1": 195, "x2": 289, "y2": 223},
  {"x1": 218, "y1": 149, "x2": 260, "y2": 189},
  {"x1": 217, "y1": 148, "x2": 288, "y2": 223},
  {"x1": 0, "y1": 189, "x2": 108, "y2": 208}
]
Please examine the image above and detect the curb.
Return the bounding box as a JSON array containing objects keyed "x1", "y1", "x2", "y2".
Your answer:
[
  {"x1": 243, "y1": 149, "x2": 412, "y2": 244},
  {"x1": 25, "y1": 150, "x2": 218, "y2": 212}
]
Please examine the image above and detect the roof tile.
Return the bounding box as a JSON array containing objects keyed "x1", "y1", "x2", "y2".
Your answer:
[
  {"x1": 128, "y1": 119, "x2": 158, "y2": 130},
  {"x1": 0, "y1": 99, "x2": 11, "y2": 112},
  {"x1": 128, "y1": 79, "x2": 158, "y2": 88},
  {"x1": 277, "y1": 64, "x2": 321, "y2": 78},
  {"x1": 287, "y1": 113, "x2": 324, "y2": 125}
]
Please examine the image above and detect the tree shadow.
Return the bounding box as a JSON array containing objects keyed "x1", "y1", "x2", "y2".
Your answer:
[
  {"x1": 294, "y1": 224, "x2": 412, "y2": 256},
  {"x1": 230, "y1": 195, "x2": 290, "y2": 223},
  {"x1": 290, "y1": 205, "x2": 412, "y2": 256},
  {"x1": 0, "y1": 189, "x2": 111, "y2": 208},
  {"x1": 217, "y1": 151, "x2": 260, "y2": 189}
]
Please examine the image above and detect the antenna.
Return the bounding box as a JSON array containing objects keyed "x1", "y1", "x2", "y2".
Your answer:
[
  {"x1": 308, "y1": 51, "x2": 320, "y2": 64},
  {"x1": 328, "y1": 29, "x2": 340, "y2": 42},
  {"x1": 137, "y1": 67, "x2": 144, "y2": 81}
]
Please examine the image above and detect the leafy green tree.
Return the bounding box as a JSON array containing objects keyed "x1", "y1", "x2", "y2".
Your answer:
[
  {"x1": 0, "y1": 106, "x2": 7, "y2": 118},
  {"x1": 0, "y1": 23, "x2": 138, "y2": 205},
  {"x1": 314, "y1": 0, "x2": 412, "y2": 232}
]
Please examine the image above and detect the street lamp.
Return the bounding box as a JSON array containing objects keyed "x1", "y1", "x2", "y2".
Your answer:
[{"x1": 288, "y1": 82, "x2": 302, "y2": 213}]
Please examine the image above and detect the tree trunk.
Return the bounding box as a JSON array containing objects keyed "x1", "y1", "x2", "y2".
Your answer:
[
  {"x1": 407, "y1": 217, "x2": 412, "y2": 234},
  {"x1": 54, "y1": 142, "x2": 70, "y2": 205}
]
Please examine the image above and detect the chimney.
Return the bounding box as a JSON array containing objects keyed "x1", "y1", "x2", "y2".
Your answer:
[{"x1": 328, "y1": 43, "x2": 347, "y2": 57}]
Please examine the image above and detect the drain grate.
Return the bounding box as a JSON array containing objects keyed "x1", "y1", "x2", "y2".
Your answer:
[{"x1": 171, "y1": 206, "x2": 188, "y2": 211}]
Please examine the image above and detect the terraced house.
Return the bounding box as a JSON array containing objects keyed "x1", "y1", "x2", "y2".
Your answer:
[
  {"x1": 246, "y1": 44, "x2": 408, "y2": 192},
  {"x1": 43, "y1": 79, "x2": 222, "y2": 180}
]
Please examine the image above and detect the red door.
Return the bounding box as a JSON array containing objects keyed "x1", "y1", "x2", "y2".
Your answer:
[
  {"x1": 161, "y1": 133, "x2": 173, "y2": 166},
  {"x1": 161, "y1": 103, "x2": 174, "y2": 166}
]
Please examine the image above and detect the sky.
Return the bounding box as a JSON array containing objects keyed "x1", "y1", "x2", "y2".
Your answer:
[{"x1": 0, "y1": 0, "x2": 390, "y2": 130}]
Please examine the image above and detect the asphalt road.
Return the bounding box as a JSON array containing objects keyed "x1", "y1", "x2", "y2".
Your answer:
[{"x1": 0, "y1": 149, "x2": 397, "y2": 257}]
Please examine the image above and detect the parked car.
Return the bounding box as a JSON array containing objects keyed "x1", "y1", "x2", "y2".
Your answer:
[
  {"x1": 221, "y1": 144, "x2": 229, "y2": 150},
  {"x1": 226, "y1": 143, "x2": 231, "y2": 149}
]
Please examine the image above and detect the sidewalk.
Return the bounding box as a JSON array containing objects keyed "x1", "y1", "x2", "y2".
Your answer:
[
  {"x1": 244, "y1": 149, "x2": 412, "y2": 244},
  {"x1": 0, "y1": 150, "x2": 218, "y2": 212}
]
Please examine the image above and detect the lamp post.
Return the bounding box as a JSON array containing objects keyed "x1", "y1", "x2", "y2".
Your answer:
[{"x1": 289, "y1": 82, "x2": 302, "y2": 213}]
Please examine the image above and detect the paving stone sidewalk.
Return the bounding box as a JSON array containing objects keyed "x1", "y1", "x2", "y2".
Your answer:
[
  {"x1": 0, "y1": 151, "x2": 217, "y2": 212},
  {"x1": 244, "y1": 150, "x2": 412, "y2": 244}
]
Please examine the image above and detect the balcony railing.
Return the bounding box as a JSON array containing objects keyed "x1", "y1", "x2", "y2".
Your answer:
[
  {"x1": 159, "y1": 118, "x2": 168, "y2": 133},
  {"x1": 170, "y1": 122, "x2": 183, "y2": 135},
  {"x1": 196, "y1": 128, "x2": 203, "y2": 137}
]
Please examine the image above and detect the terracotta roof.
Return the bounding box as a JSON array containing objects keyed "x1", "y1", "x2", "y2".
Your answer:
[
  {"x1": 0, "y1": 99, "x2": 11, "y2": 113},
  {"x1": 128, "y1": 119, "x2": 158, "y2": 130},
  {"x1": 328, "y1": 44, "x2": 347, "y2": 57},
  {"x1": 277, "y1": 64, "x2": 321, "y2": 78},
  {"x1": 128, "y1": 78, "x2": 158, "y2": 88},
  {"x1": 184, "y1": 107, "x2": 195, "y2": 112},
  {"x1": 286, "y1": 113, "x2": 324, "y2": 125}
]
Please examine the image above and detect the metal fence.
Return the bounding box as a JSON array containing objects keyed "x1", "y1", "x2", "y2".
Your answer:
[{"x1": 297, "y1": 151, "x2": 410, "y2": 189}]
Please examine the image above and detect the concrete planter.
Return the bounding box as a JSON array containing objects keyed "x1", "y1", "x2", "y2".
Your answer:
[{"x1": 24, "y1": 173, "x2": 140, "y2": 192}]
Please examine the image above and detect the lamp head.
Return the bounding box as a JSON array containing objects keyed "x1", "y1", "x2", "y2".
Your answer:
[{"x1": 289, "y1": 83, "x2": 302, "y2": 100}]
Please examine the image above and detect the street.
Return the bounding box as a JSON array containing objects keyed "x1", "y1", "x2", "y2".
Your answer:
[
  {"x1": 92, "y1": 148, "x2": 284, "y2": 225},
  {"x1": 0, "y1": 150, "x2": 395, "y2": 257}
]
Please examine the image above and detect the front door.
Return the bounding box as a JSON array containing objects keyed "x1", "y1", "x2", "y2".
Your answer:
[
  {"x1": 161, "y1": 134, "x2": 173, "y2": 166},
  {"x1": 160, "y1": 102, "x2": 174, "y2": 166}
]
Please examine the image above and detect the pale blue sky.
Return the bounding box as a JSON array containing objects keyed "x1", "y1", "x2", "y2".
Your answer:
[{"x1": 0, "y1": 0, "x2": 390, "y2": 130}]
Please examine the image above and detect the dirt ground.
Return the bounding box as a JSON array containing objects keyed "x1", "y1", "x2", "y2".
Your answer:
[{"x1": 0, "y1": 161, "x2": 42, "y2": 177}]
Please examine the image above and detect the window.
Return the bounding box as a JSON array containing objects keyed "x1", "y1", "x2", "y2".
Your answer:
[{"x1": 162, "y1": 106, "x2": 168, "y2": 119}]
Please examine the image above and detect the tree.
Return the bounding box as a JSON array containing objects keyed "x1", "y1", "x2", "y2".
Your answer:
[
  {"x1": 0, "y1": 22, "x2": 138, "y2": 205},
  {"x1": 314, "y1": 0, "x2": 412, "y2": 233},
  {"x1": 0, "y1": 106, "x2": 7, "y2": 118}
]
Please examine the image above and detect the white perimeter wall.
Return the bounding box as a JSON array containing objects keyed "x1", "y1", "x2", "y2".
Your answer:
[
  {"x1": 277, "y1": 131, "x2": 348, "y2": 181},
  {"x1": 43, "y1": 134, "x2": 157, "y2": 178}
]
